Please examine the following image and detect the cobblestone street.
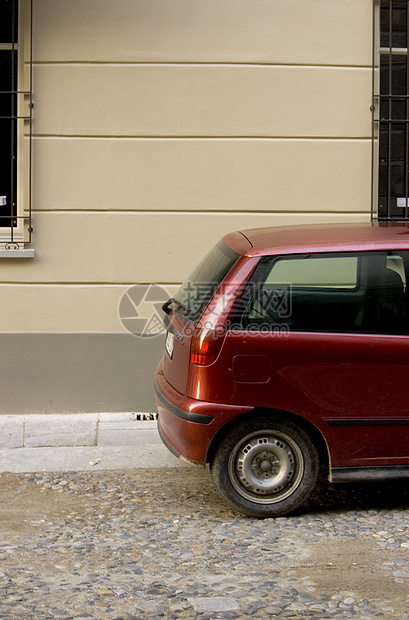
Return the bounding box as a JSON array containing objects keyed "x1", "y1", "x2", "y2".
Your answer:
[{"x1": 2, "y1": 467, "x2": 409, "y2": 619}]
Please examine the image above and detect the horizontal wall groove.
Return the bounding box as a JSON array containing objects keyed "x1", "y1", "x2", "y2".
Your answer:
[
  {"x1": 0, "y1": 331, "x2": 135, "y2": 335},
  {"x1": 32, "y1": 135, "x2": 373, "y2": 141},
  {"x1": 30, "y1": 209, "x2": 369, "y2": 215},
  {"x1": 0, "y1": 282, "x2": 167, "y2": 286},
  {"x1": 32, "y1": 61, "x2": 373, "y2": 70},
  {"x1": 0, "y1": 282, "x2": 177, "y2": 286}
]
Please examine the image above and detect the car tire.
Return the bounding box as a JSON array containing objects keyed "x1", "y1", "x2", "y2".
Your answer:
[{"x1": 211, "y1": 417, "x2": 319, "y2": 518}]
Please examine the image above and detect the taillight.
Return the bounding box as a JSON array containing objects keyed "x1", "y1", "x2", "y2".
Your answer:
[{"x1": 190, "y1": 327, "x2": 224, "y2": 365}]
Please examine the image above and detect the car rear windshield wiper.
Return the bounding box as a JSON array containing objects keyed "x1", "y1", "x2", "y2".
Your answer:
[{"x1": 162, "y1": 298, "x2": 188, "y2": 315}]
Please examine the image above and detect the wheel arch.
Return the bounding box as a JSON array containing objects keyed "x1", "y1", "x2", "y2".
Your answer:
[{"x1": 207, "y1": 407, "x2": 330, "y2": 470}]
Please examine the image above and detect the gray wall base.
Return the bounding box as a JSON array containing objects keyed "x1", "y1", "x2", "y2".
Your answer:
[{"x1": 0, "y1": 333, "x2": 164, "y2": 414}]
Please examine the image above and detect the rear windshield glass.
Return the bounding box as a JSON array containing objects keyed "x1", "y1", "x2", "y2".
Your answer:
[{"x1": 174, "y1": 240, "x2": 240, "y2": 324}]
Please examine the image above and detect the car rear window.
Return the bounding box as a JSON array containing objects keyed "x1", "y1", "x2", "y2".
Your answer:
[{"x1": 174, "y1": 240, "x2": 240, "y2": 324}]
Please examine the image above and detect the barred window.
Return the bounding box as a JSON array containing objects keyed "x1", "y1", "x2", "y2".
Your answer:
[
  {"x1": 0, "y1": 0, "x2": 32, "y2": 249},
  {"x1": 375, "y1": 0, "x2": 409, "y2": 220}
]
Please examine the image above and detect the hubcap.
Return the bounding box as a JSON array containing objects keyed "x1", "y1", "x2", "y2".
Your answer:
[{"x1": 228, "y1": 430, "x2": 304, "y2": 505}]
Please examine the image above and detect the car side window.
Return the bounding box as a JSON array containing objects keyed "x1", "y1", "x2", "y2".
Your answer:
[
  {"x1": 232, "y1": 251, "x2": 409, "y2": 335},
  {"x1": 265, "y1": 255, "x2": 358, "y2": 289}
]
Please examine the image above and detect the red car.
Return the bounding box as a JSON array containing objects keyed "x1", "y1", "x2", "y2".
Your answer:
[{"x1": 155, "y1": 222, "x2": 409, "y2": 517}]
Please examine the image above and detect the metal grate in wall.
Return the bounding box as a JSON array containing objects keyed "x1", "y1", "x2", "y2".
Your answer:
[
  {"x1": 133, "y1": 413, "x2": 158, "y2": 421},
  {"x1": 377, "y1": 0, "x2": 409, "y2": 220},
  {"x1": 0, "y1": 0, "x2": 32, "y2": 246}
]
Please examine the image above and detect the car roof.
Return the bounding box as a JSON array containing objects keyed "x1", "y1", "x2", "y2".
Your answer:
[{"x1": 231, "y1": 222, "x2": 409, "y2": 257}]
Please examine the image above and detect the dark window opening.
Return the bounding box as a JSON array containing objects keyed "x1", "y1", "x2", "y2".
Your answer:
[
  {"x1": 0, "y1": 0, "x2": 32, "y2": 245},
  {"x1": 0, "y1": 50, "x2": 17, "y2": 228},
  {"x1": 377, "y1": 0, "x2": 409, "y2": 220}
]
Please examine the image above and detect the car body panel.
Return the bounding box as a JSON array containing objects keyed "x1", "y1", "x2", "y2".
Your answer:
[
  {"x1": 156, "y1": 361, "x2": 253, "y2": 464},
  {"x1": 239, "y1": 222, "x2": 409, "y2": 257},
  {"x1": 155, "y1": 222, "x2": 409, "y2": 484}
]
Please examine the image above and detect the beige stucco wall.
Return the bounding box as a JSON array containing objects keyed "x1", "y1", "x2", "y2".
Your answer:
[{"x1": 4, "y1": 0, "x2": 374, "y2": 333}]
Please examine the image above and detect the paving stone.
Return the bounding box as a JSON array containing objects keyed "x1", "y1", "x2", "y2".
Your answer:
[
  {"x1": 0, "y1": 416, "x2": 23, "y2": 448},
  {"x1": 187, "y1": 596, "x2": 239, "y2": 612}
]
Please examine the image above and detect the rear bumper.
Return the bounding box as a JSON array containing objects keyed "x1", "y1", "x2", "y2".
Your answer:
[{"x1": 155, "y1": 361, "x2": 253, "y2": 464}]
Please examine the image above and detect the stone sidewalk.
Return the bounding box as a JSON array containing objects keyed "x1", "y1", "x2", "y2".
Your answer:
[{"x1": 0, "y1": 412, "x2": 185, "y2": 472}]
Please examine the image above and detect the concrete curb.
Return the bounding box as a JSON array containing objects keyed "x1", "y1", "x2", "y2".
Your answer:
[
  {"x1": 0, "y1": 412, "x2": 159, "y2": 449},
  {"x1": 0, "y1": 412, "x2": 188, "y2": 472}
]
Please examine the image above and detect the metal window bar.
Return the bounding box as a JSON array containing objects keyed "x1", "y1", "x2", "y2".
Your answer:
[
  {"x1": 387, "y1": 1, "x2": 393, "y2": 218},
  {"x1": 403, "y1": 1, "x2": 409, "y2": 220},
  {"x1": 0, "y1": 0, "x2": 32, "y2": 247},
  {"x1": 10, "y1": 0, "x2": 16, "y2": 239},
  {"x1": 376, "y1": 0, "x2": 409, "y2": 220}
]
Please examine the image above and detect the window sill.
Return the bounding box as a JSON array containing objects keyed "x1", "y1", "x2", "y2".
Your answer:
[{"x1": 0, "y1": 249, "x2": 35, "y2": 258}]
